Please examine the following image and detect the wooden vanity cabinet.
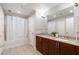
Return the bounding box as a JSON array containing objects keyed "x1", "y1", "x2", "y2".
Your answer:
[
  {"x1": 48, "y1": 40, "x2": 59, "y2": 55},
  {"x1": 75, "y1": 47, "x2": 79, "y2": 55},
  {"x1": 36, "y1": 36, "x2": 60, "y2": 55},
  {"x1": 36, "y1": 36, "x2": 79, "y2": 55},
  {"x1": 36, "y1": 36, "x2": 42, "y2": 53},
  {"x1": 36, "y1": 36, "x2": 49, "y2": 55},
  {"x1": 42, "y1": 37, "x2": 49, "y2": 55},
  {"x1": 59, "y1": 42, "x2": 76, "y2": 55}
]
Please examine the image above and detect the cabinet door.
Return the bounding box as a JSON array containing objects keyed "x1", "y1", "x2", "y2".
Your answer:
[
  {"x1": 48, "y1": 40, "x2": 59, "y2": 55},
  {"x1": 36, "y1": 36, "x2": 42, "y2": 53},
  {"x1": 42, "y1": 37, "x2": 49, "y2": 55},
  {"x1": 75, "y1": 46, "x2": 79, "y2": 55},
  {"x1": 59, "y1": 42, "x2": 76, "y2": 55}
]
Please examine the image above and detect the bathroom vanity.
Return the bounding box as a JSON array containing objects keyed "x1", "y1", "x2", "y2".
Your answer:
[{"x1": 36, "y1": 34, "x2": 79, "y2": 55}]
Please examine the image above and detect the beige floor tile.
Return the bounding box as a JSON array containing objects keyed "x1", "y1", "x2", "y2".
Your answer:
[{"x1": 2, "y1": 44, "x2": 41, "y2": 55}]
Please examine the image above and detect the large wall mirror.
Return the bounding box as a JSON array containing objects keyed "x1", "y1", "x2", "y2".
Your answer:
[{"x1": 47, "y1": 6, "x2": 74, "y2": 39}]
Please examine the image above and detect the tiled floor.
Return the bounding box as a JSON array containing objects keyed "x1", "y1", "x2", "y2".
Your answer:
[{"x1": 2, "y1": 44, "x2": 41, "y2": 55}]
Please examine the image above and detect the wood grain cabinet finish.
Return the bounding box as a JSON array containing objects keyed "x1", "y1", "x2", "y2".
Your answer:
[
  {"x1": 42, "y1": 37, "x2": 49, "y2": 55},
  {"x1": 36, "y1": 36, "x2": 42, "y2": 53},
  {"x1": 36, "y1": 36, "x2": 79, "y2": 55},
  {"x1": 48, "y1": 40, "x2": 59, "y2": 55},
  {"x1": 75, "y1": 47, "x2": 79, "y2": 55},
  {"x1": 59, "y1": 42, "x2": 76, "y2": 55}
]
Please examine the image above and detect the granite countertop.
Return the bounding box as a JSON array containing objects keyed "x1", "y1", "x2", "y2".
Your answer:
[{"x1": 37, "y1": 34, "x2": 79, "y2": 47}]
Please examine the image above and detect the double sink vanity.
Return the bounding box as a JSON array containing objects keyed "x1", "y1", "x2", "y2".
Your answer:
[{"x1": 36, "y1": 34, "x2": 79, "y2": 55}]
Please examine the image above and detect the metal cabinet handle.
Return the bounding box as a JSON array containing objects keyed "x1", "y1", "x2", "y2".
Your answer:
[{"x1": 56, "y1": 43, "x2": 59, "y2": 48}]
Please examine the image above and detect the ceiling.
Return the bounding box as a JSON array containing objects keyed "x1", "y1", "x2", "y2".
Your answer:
[{"x1": 0, "y1": 3, "x2": 59, "y2": 18}]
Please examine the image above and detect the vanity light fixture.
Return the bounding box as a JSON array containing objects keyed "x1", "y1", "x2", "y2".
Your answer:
[{"x1": 74, "y1": 3, "x2": 79, "y2": 7}]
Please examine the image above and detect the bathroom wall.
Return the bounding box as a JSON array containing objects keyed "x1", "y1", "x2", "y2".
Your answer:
[
  {"x1": 35, "y1": 10, "x2": 48, "y2": 34},
  {"x1": 28, "y1": 14, "x2": 36, "y2": 49},
  {"x1": 0, "y1": 5, "x2": 4, "y2": 54},
  {"x1": 28, "y1": 10, "x2": 48, "y2": 49},
  {"x1": 35, "y1": 16, "x2": 48, "y2": 34}
]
